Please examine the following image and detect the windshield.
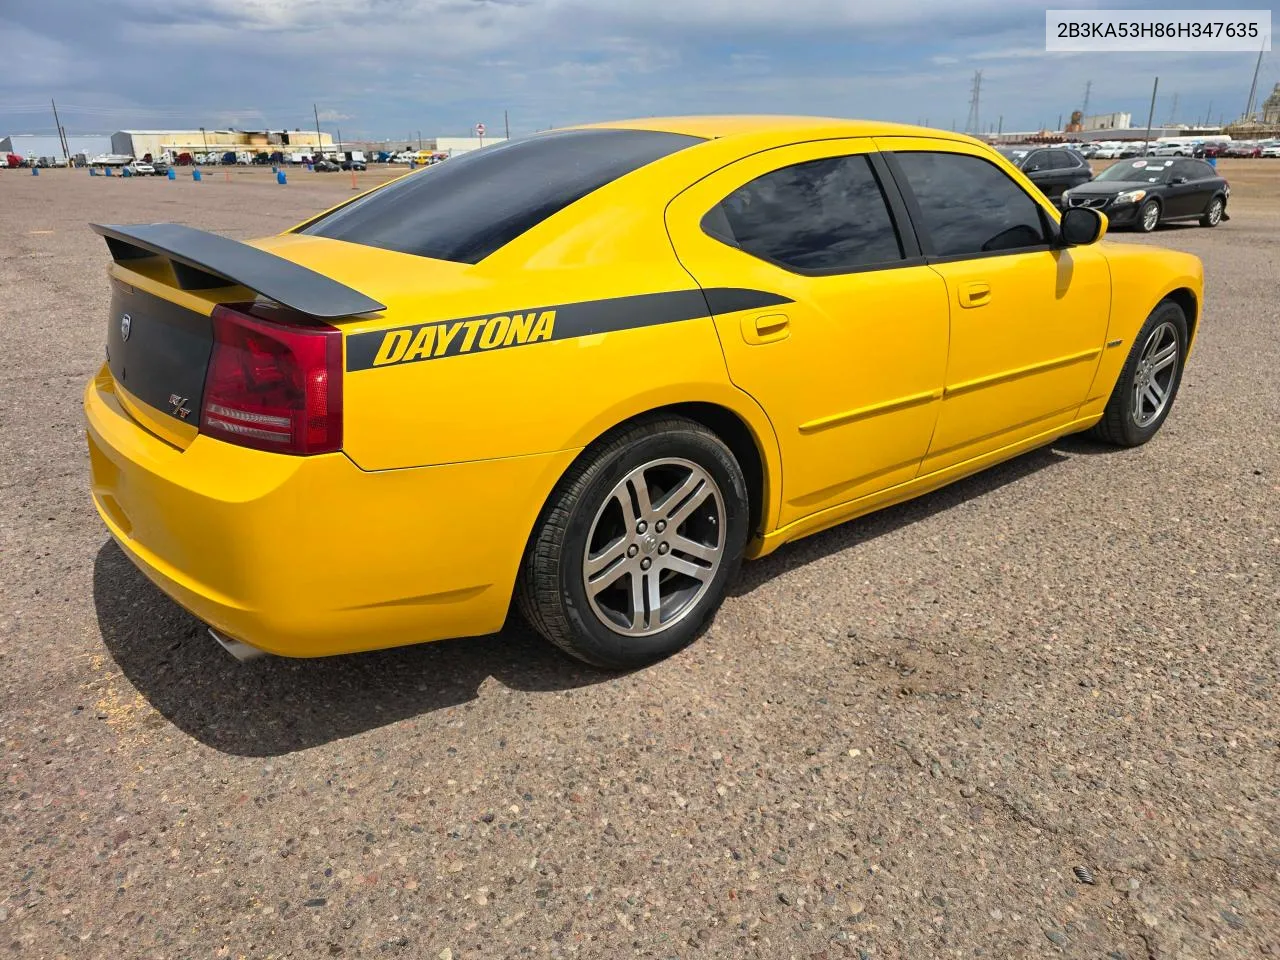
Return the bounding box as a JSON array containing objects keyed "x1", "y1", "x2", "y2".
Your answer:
[
  {"x1": 300, "y1": 128, "x2": 704, "y2": 263},
  {"x1": 1095, "y1": 159, "x2": 1175, "y2": 183}
]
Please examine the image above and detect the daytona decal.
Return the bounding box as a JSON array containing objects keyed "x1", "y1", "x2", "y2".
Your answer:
[{"x1": 345, "y1": 288, "x2": 791, "y2": 371}]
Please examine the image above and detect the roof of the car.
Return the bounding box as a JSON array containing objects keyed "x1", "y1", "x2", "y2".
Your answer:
[{"x1": 570, "y1": 115, "x2": 985, "y2": 146}]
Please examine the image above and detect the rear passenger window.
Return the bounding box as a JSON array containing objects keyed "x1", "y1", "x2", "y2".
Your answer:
[
  {"x1": 1175, "y1": 159, "x2": 1210, "y2": 180},
  {"x1": 1024, "y1": 151, "x2": 1052, "y2": 171},
  {"x1": 704, "y1": 155, "x2": 903, "y2": 273},
  {"x1": 894, "y1": 151, "x2": 1048, "y2": 258}
]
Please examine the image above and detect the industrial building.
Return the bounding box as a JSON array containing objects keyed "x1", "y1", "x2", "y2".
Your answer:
[
  {"x1": 0, "y1": 133, "x2": 112, "y2": 161},
  {"x1": 337, "y1": 135, "x2": 509, "y2": 157},
  {"x1": 109, "y1": 129, "x2": 334, "y2": 159},
  {"x1": 1264, "y1": 83, "x2": 1280, "y2": 125},
  {"x1": 1081, "y1": 112, "x2": 1132, "y2": 131},
  {"x1": 435, "y1": 136, "x2": 508, "y2": 156}
]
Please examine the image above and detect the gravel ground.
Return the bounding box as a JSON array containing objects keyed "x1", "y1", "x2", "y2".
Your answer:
[{"x1": 2, "y1": 163, "x2": 1277, "y2": 960}]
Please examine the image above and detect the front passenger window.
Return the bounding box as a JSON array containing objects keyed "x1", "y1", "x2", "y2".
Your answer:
[{"x1": 894, "y1": 151, "x2": 1048, "y2": 257}]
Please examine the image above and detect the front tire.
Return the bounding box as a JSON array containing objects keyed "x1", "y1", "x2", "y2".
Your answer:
[
  {"x1": 1200, "y1": 196, "x2": 1224, "y2": 227},
  {"x1": 517, "y1": 416, "x2": 749, "y2": 669},
  {"x1": 1091, "y1": 300, "x2": 1188, "y2": 447},
  {"x1": 1136, "y1": 199, "x2": 1161, "y2": 233}
]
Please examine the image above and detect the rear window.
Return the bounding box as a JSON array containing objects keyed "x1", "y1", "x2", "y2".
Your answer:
[{"x1": 298, "y1": 128, "x2": 704, "y2": 263}]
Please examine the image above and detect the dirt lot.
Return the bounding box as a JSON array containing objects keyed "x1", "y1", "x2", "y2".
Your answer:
[{"x1": 1, "y1": 160, "x2": 1277, "y2": 960}]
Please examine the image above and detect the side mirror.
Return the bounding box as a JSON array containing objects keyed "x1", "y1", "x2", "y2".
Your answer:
[
  {"x1": 1026, "y1": 164, "x2": 1042, "y2": 172},
  {"x1": 1171, "y1": 175, "x2": 1188, "y2": 184},
  {"x1": 1060, "y1": 206, "x2": 1107, "y2": 246}
]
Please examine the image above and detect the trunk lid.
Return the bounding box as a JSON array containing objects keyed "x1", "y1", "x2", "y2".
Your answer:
[{"x1": 92, "y1": 224, "x2": 397, "y2": 451}]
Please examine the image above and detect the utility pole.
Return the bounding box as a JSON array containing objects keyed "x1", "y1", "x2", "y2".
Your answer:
[
  {"x1": 1205, "y1": 100, "x2": 1213, "y2": 128},
  {"x1": 504, "y1": 109, "x2": 510, "y2": 139},
  {"x1": 1081, "y1": 79, "x2": 1092, "y2": 118},
  {"x1": 1143, "y1": 77, "x2": 1159, "y2": 156},
  {"x1": 336, "y1": 126, "x2": 343, "y2": 152},
  {"x1": 313, "y1": 103, "x2": 324, "y2": 155},
  {"x1": 997, "y1": 115, "x2": 1003, "y2": 136},
  {"x1": 1243, "y1": 42, "x2": 1264, "y2": 120},
  {"x1": 50, "y1": 99, "x2": 69, "y2": 163},
  {"x1": 1057, "y1": 112, "x2": 1063, "y2": 131},
  {"x1": 965, "y1": 70, "x2": 982, "y2": 134},
  {"x1": 417, "y1": 130, "x2": 422, "y2": 150},
  {"x1": 1166, "y1": 92, "x2": 1179, "y2": 126}
]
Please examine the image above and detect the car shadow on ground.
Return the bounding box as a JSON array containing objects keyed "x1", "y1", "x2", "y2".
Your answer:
[
  {"x1": 94, "y1": 435, "x2": 1114, "y2": 758},
  {"x1": 731, "y1": 437, "x2": 1104, "y2": 593},
  {"x1": 93, "y1": 542, "x2": 612, "y2": 757}
]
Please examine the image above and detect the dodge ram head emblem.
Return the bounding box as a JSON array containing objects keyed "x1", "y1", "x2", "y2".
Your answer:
[{"x1": 120, "y1": 313, "x2": 132, "y2": 341}]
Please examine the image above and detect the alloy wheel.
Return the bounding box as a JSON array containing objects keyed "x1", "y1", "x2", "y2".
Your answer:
[
  {"x1": 1132, "y1": 321, "x2": 1179, "y2": 428},
  {"x1": 582, "y1": 458, "x2": 725, "y2": 637}
]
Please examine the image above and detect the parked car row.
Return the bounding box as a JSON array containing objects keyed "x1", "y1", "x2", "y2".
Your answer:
[
  {"x1": 4, "y1": 154, "x2": 79, "y2": 169},
  {"x1": 992, "y1": 143, "x2": 1232, "y2": 233}
]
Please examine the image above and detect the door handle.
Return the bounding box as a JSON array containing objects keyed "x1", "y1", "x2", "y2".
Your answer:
[
  {"x1": 959, "y1": 282, "x2": 991, "y2": 309},
  {"x1": 741, "y1": 313, "x2": 790, "y2": 345}
]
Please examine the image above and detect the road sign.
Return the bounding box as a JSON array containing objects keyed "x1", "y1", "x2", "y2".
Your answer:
[{"x1": 475, "y1": 122, "x2": 486, "y2": 138}]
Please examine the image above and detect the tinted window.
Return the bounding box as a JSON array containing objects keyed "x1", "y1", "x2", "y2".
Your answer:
[
  {"x1": 1175, "y1": 159, "x2": 1214, "y2": 180},
  {"x1": 1058, "y1": 150, "x2": 1084, "y2": 168},
  {"x1": 706, "y1": 154, "x2": 903, "y2": 272},
  {"x1": 1023, "y1": 151, "x2": 1053, "y2": 171},
  {"x1": 300, "y1": 128, "x2": 703, "y2": 263},
  {"x1": 894, "y1": 152, "x2": 1047, "y2": 257}
]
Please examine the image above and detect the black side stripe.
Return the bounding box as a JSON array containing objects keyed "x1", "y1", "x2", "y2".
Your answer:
[
  {"x1": 345, "y1": 287, "x2": 792, "y2": 372},
  {"x1": 703, "y1": 287, "x2": 791, "y2": 315}
]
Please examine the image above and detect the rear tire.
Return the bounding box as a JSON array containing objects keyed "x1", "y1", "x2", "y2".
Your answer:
[
  {"x1": 517, "y1": 416, "x2": 749, "y2": 669},
  {"x1": 1090, "y1": 300, "x2": 1188, "y2": 447},
  {"x1": 1200, "y1": 196, "x2": 1224, "y2": 227},
  {"x1": 1136, "y1": 199, "x2": 1161, "y2": 233}
]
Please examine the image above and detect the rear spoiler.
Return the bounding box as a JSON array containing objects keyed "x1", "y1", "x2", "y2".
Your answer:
[{"x1": 90, "y1": 222, "x2": 385, "y2": 319}]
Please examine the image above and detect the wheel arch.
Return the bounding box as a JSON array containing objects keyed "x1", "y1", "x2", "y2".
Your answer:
[
  {"x1": 521, "y1": 397, "x2": 783, "y2": 568},
  {"x1": 1163, "y1": 286, "x2": 1199, "y2": 349}
]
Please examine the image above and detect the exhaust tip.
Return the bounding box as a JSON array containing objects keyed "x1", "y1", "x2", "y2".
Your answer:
[{"x1": 208, "y1": 627, "x2": 268, "y2": 662}]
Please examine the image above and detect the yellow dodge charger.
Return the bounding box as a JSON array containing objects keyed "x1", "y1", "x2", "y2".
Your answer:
[{"x1": 84, "y1": 117, "x2": 1204, "y2": 668}]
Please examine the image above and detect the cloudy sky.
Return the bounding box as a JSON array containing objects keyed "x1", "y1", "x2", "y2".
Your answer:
[{"x1": 0, "y1": 0, "x2": 1274, "y2": 142}]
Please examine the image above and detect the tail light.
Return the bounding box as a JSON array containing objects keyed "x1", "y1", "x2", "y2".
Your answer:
[{"x1": 201, "y1": 303, "x2": 342, "y2": 455}]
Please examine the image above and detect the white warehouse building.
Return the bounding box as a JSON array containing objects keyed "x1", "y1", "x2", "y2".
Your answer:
[{"x1": 435, "y1": 136, "x2": 508, "y2": 157}]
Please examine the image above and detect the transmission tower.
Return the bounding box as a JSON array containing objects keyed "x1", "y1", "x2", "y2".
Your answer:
[
  {"x1": 965, "y1": 70, "x2": 983, "y2": 135},
  {"x1": 1081, "y1": 80, "x2": 1092, "y2": 118},
  {"x1": 1166, "y1": 92, "x2": 1179, "y2": 125},
  {"x1": 1243, "y1": 44, "x2": 1264, "y2": 120}
]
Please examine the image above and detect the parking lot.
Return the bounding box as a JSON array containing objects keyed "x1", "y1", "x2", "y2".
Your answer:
[{"x1": 1, "y1": 160, "x2": 1277, "y2": 959}]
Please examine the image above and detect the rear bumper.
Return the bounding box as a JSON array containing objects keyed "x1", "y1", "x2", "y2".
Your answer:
[{"x1": 85, "y1": 366, "x2": 576, "y2": 657}]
